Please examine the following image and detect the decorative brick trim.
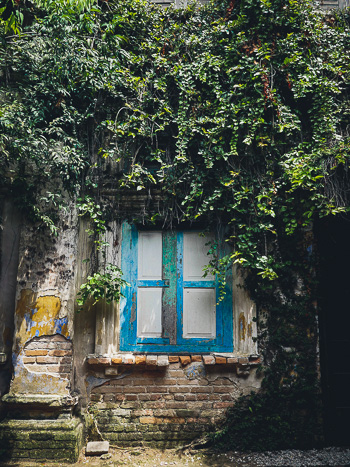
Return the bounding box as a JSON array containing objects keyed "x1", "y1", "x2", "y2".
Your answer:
[{"x1": 86, "y1": 354, "x2": 261, "y2": 368}]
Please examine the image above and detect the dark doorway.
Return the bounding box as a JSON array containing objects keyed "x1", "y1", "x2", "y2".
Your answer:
[{"x1": 316, "y1": 215, "x2": 350, "y2": 446}]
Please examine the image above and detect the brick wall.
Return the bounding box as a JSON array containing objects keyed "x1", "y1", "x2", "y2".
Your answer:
[
  {"x1": 23, "y1": 335, "x2": 73, "y2": 380},
  {"x1": 87, "y1": 357, "x2": 260, "y2": 447}
]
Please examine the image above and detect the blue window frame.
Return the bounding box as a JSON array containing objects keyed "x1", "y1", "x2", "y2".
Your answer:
[{"x1": 120, "y1": 222, "x2": 233, "y2": 353}]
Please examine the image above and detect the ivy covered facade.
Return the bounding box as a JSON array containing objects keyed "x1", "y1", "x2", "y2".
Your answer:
[{"x1": 1, "y1": 0, "x2": 350, "y2": 461}]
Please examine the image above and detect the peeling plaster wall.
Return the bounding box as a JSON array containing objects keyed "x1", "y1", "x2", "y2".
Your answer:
[
  {"x1": 0, "y1": 199, "x2": 21, "y2": 397},
  {"x1": 73, "y1": 219, "x2": 97, "y2": 408},
  {"x1": 8, "y1": 203, "x2": 79, "y2": 398}
]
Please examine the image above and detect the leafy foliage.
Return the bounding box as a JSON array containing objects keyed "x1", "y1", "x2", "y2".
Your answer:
[
  {"x1": 77, "y1": 263, "x2": 129, "y2": 308},
  {"x1": 1, "y1": 0, "x2": 350, "y2": 450}
]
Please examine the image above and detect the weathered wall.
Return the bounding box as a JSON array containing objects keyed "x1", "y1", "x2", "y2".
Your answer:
[
  {"x1": 0, "y1": 201, "x2": 84, "y2": 462},
  {"x1": 86, "y1": 356, "x2": 262, "y2": 447},
  {"x1": 0, "y1": 199, "x2": 21, "y2": 398},
  {"x1": 0, "y1": 201, "x2": 263, "y2": 457}
]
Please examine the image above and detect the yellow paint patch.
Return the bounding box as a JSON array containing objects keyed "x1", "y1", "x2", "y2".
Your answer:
[{"x1": 16, "y1": 289, "x2": 68, "y2": 342}]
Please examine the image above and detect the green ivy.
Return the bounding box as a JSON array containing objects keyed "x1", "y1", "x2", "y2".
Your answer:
[{"x1": 1, "y1": 0, "x2": 350, "y2": 450}]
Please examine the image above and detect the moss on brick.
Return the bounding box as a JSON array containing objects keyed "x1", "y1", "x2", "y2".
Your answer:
[{"x1": 0, "y1": 417, "x2": 83, "y2": 463}]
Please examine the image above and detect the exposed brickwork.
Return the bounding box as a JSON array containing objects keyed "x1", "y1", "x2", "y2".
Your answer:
[
  {"x1": 0, "y1": 418, "x2": 83, "y2": 462},
  {"x1": 23, "y1": 335, "x2": 73, "y2": 379},
  {"x1": 89, "y1": 362, "x2": 243, "y2": 447}
]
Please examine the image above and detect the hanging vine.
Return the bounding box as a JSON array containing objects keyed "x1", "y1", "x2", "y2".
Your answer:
[{"x1": 1, "y1": 0, "x2": 350, "y2": 450}]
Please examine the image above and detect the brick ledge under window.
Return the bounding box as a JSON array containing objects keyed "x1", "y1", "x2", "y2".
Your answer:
[{"x1": 86, "y1": 353, "x2": 261, "y2": 368}]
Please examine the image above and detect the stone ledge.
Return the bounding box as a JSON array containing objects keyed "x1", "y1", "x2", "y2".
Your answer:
[
  {"x1": 1, "y1": 394, "x2": 79, "y2": 407},
  {"x1": 86, "y1": 354, "x2": 261, "y2": 368}
]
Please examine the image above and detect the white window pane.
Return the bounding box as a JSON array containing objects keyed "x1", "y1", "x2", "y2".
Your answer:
[
  {"x1": 138, "y1": 232, "x2": 162, "y2": 280},
  {"x1": 137, "y1": 288, "x2": 162, "y2": 338},
  {"x1": 183, "y1": 288, "x2": 216, "y2": 338},
  {"x1": 183, "y1": 233, "x2": 214, "y2": 281}
]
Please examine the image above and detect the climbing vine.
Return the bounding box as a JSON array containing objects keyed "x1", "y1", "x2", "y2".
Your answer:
[{"x1": 1, "y1": 0, "x2": 350, "y2": 450}]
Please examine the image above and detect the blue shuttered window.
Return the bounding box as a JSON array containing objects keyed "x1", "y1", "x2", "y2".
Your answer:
[{"x1": 120, "y1": 222, "x2": 233, "y2": 353}]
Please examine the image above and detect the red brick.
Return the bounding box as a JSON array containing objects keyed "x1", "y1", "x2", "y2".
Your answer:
[
  {"x1": 168, "y1": 356, "x2": 179, "y2": 363},
  {"x1": 203, "y1": 356, "x2": 215, "y2": 365},
  {"x1": 126, "y1": 395, "x2": 138, "y2": 401},
  {"x1": 167, "y1": 369, "x2": 184, "y2": 377},
  {"x1": 221, "y1": 394, "x2": 233, "y2": 401},
  {"x1": 227, "y1": 357, "x2": 239, "y2": 364},
  {"x1": 25, "y1": 350, "x2": 48, "y2": 357},
  {"x1": 215, "y1": 357, "x2": 227, "y2": 364},
  {"x1": 179, "y1": 356, "x2": 191, "y2": 366},
  {"x1": 150, "y1": 395, "x2": 162, "y2": 401},
  {"x1": 36, "y1": 356, "x2": 60, "y2": 364},
  {"x1": 22, "y1": 357, "x2": 36, "y2": 364},
  {"x1": 140, "y1": 417, "x2": 160, "y2": 424},
  {"x1": 147, "y1": 386, "x2": 168, "y2": 393},
  {"x1": 183, "y1": 394, "x2": 196, "y2": 401},
  {"x1": 174, "y1": 395, "x2": 185, "y2": 401},
  {"x1": 213, "y1": 386, "x2": 232, "y2": 394},
  {"x1": 133, "y1": 409, "x2": 153, "y2": 417},
  {"x1": 238, "y1": 357, "x2": 249, "y2": 364},
  {"x1": 138, "y1": 395, "x2": 151, "y2": 401},
  {"x1": 191, "y1": 355, "x2": 202, "y2": 362},
  {"x1": 160, "y1": 378, "x2": 176, "y2": 386},
  {"x1": 144, "y1": 401, "x2": 166, "y2": 409},
  {"x1": 197, "y1": 394, "x2": 209, "y2": 401},
  {"x1": 169, "y1": 387, "x2": 189, "y2": 393},
  {"x1": 164, "y1": 402, "x2": 187, "y2": 409},
  {"x1": 127, "y1": 387, "x2": 145, "y2": 394},
  {"x1": 49, "y1": 350, "x2": 72, "y2": 357},
  {"x1": 213, "y1": 402, "x2": 235, "y2": 408},
  {"x1": 209, "y1": 394, "x2": 221, "y2": 401},
  {"x1": 166, "y1": 417, "x2": 185, "y2": 424},
  {"x1": 87, "y1": 357, "x2": 110, "y2": 365},
  {"x1": 164, "y1": 395, "x2": 174, "y2": 401},
  {"x1": 191, "y1": 387, "x2": 213, "y2": 393},
  {"x1": 249, "y1": 356, "x2": 261, "y2": 364}
]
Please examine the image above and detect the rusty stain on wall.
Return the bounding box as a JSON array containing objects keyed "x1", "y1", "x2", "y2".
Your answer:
[
  {"x1": 239, "y1": 312, "x2": 246, "y2": 341},
  {"x1": 247, "y1": 322, "x2": 252, "y2": 338}
]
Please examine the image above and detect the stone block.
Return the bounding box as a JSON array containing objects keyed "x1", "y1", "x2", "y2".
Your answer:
[
  {"x1": 86, "y1": 441, "x2": 109, "y2": 456},
  {"x1": 215, "y1": 357, "x2": 227, "y2": 364},
  {"x1": 157, "y1": 356, "x2": 169, "y2": 366},
  {"x1": 227, "y1": 357, "x2": 239, "y2": 364},
  {"x1": 146, "y1": 355, "x2": 157, "y2": 366},
  {"x1": 123, "y1": 354, "x2": 135, "y2": 364},
  {"x1": 105, "y1": 367, "x2": 119, "y2": 376},
  {"x1": 203, "y1": 355, "x2": 215, "y2": 365}
]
